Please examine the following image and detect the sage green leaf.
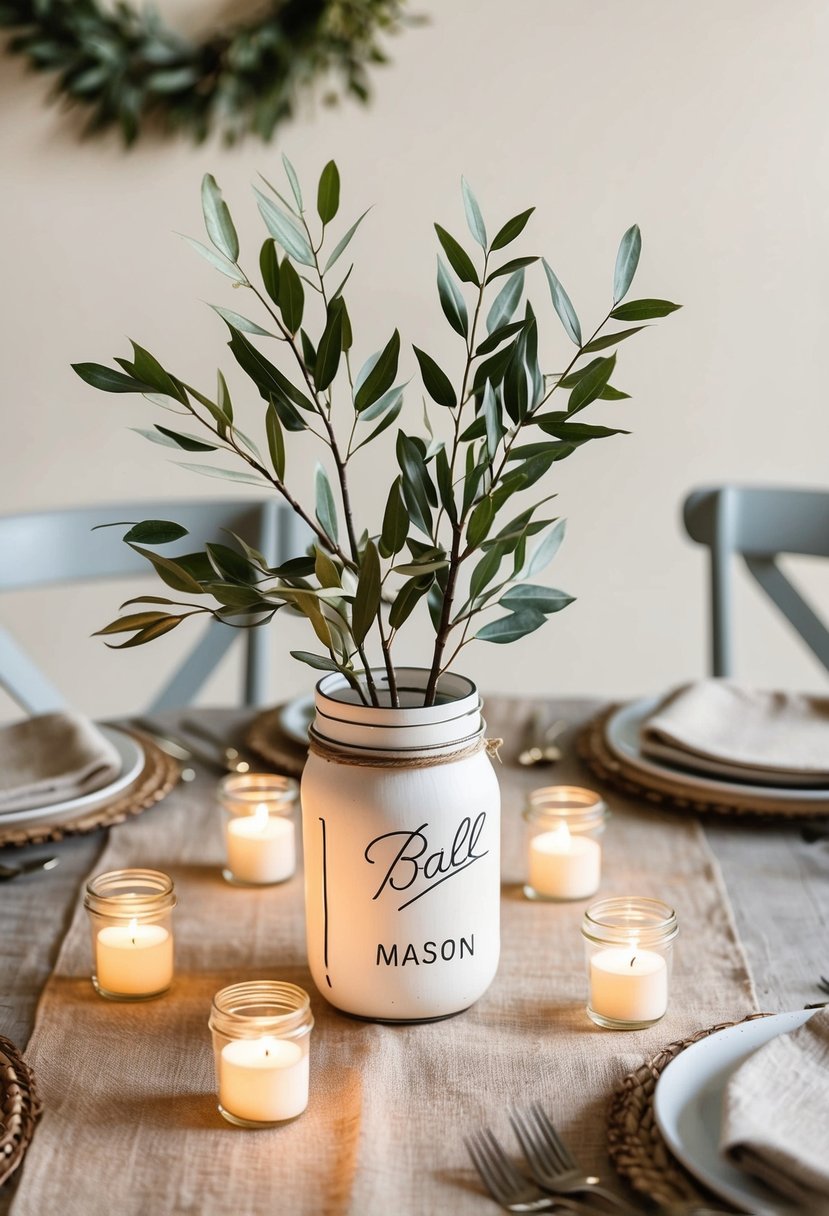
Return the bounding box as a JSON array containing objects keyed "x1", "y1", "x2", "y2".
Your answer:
[
  {"x1": 582, "y1": 326, "x2": 645, "y2": 353},
  {"x1": 181, "y1": 236, "x2": 247, "y2": 283},
  {"x1": 266, "y1": 401, "x2": 286, "y2": 480},
  {"x1": 462, "y1": 445, "x2": 487, "y2": 516},
  {"x1": 472, "y1": 340, "x2": 517, "y2": 395},
  {"x1": 254, "y1": 189, "x2": 315, "y2": 266},
  {"x1": 396, "y1": 432, "x2": 434, "y2": 536},
  {"x1": 476, "y1": 609, "x2": 547, "y2": 643},
  {"x1": 412, "y1": 346, "x2": 457, "y2": 408},
  {"x1": 476, "y1": 320, "x2": 526, "y2": 357},
  {"x1": 568, "y1": 354, "x2": 616, "y2": 413},
  {"x1": 355, "y1": 330, "x2": 400, "y2": 411},
  {"x1": 352, "y1": 394, "x2": 403, "y2": 450},
  {"x1": 127, "y1": 542, "x2": 206, "y2": 594},
  {"x1": 205, "y1": 542, "x2": 255, "y2": 583},
  {"x1": 434, "y1": 224, "x2": 479, "y2": 285},
  {"x1": 73, "y1": 363, "x2": 153, "y2": 393},
  {"x1": 542, "y1": 259, "x2": 581, "y2": 345},
  {"x1": 379, "y1": 477, "x2": 409, "y2": 557},
  {"x1": 486, "y1": 256, "x2": 538, "y2": 283},
  {"x1": 610, "y1": 298, "x2": 681, "y2": 321},
  {"x1": 176, "y1": 463, "x2": 268, "y2": 486},
  {"x1": 314, "y1": 302, "x2": 344, "y2": 391},
  {"x1": 226, "y1": 327, "x2": 312, "y2": 418},
  {"x1": 102, "y1": 616, "x2": 183, "y2": 649},
  {"x1": 491, "y1": 207, "x2": 534, "y2": 251},
  {"x1": 121, "y1": 520, "x2": 188, "y2": 545},
  {"x1": 208, "y1": 582, "x2": 265, "y2": 608},
  {"x1": 435, "y1": 447, "x2": 457, "y2": 526},
  {"x1": 153, "y1": 425, "x2": 217, "y2": 452},
  {"x1": 502, "y1": 331, "x2": 533, "y2": 423},
  {"x1": 467, "y1": 497, "x2": 495, "y2": 549},
  {"x1": 359, "y1": 382, "x2": 404, "y2": 423},
  {"x1": 324, "y1": 209, "x2": 370, "y2": 273},
  {"x1": 352, "y1": 539, "x2": 381, "y2": 644},
  {"x1": 95, "y1": 611, "x2": 180, "y2": 635},
  {"x1": 314, "y1": 547, "x2": 341, "y2": 590},
  {"x1": 613, "y1": 224, "x2": 641, "y2": 304},
  {"x1": 388, "y1": 576, "x2": 432, "y2": 630},
  {"x1": 216, "y1": 370, "x2": 233, "y2": 422},
  {"x1": 290, "y1": 650, "x2": 340, "y2": 672},
  {"x1": 392, "y1": 558, "x2": 448, "y2": 576},
  {"x1": 521, "y1": 520, "x2": 567, "y2": 579},
  {"x1": 486, "y1": 268, "x2": 525, "y2": 334},
  {"x1": 282, "y1": 154, "x2": 303, "y2": 211},
  {"x1": 315, "y1": 463, "x2": 339, "y2": 542},
  {"x1": 209, "y1": 305, "x2": 273, "y2": 337},
  {"x1": 278, "y1": 259, "x2": 305, "y2": 334},
  {"x1": 436, "y1": 257, "x2": 468, "y2": 337},
  {"x1": 201, "y1": 174, "x2": 239, "y2": 262},
  {"x1": 469, "y1": 544, "x2": 504, "y2": 602},
  {"x1": 461, "y1": 177, "x2": 487, "y2": 248},
  {"x1": 500, "y1": 585, "x2": 574, "y2": 614},
  {"x1": 317, "y1": 160, "x2": 340, "y2": 225},
  {"x1": 260, "y1": 239, "x2": 280, "y2": 305},
  {"x1": 127, "y1": 341, "x2": 185, "y2": 401},
  {"x1": 482, "y1": 380, "x2": 503, "y2": 460}
]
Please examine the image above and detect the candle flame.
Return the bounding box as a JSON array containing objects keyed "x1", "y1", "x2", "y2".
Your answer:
[
  {"x1": 252, "y1": 803, "x2": 270, "y2": 831},
  {"x1": 627, "y1": 932, "x2": 640, "y2": 967},
  {"x1": 549, "y1": 821, "x2": 571, "y2": 847}
]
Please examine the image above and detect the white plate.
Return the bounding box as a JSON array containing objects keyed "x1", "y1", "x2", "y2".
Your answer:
[
  {"x1": 605, "y1": 696, "x2": 829, "y2": 803},
  {"x1": 654, "y1": 1009, "x2": 815, "y2": 1213},
  {"x1": 0, "y1": 726, "x2": 144, "y2": 828},
  {"x1": 279, "y1": 694, "x2": 315, "y2": 745}
]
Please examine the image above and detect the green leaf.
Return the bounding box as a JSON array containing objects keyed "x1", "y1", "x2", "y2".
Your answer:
[
  {"x1": 209, "y1": 305, "x2": 273, "y2": 338},
  {"x1": 266, "y1": 401, "x2": 286, "y2": 480},
  {"x1": 485, "y1": 256, "x2": 537, "y2": 284},
  {"x1": 538, "y1": 420, "x2": 628, "y2": 443},
  {"x1": 324, "y1": 209, "x2": 370, "y2": 273},
  {"x1": 314, "y1": 546, "x2": 341, "y2": 590},
  {"x1": 600, "y1": 384, "x2": 631, "y2": 401},
  {"x1": 388, "y1": 576, "x2": 432, "y2": 630},
  {"x1": 352, "y1": 393, "x2": 404, "y2": 450},
  {"x1": 226, "y1": 327, "x2": 312, "y2": 420},
  {"x1": 181, "y1": 236, "x2": 247, "y2": 283},
  {"x1": 205, "y1": 542, "x2": 256, "y2": 583},
  {"x1": 73, "y1": 363, "x2": 153, "y2": 393},
  {"x1": 610, "y1": 298, "x2": 681, "y2": 321},
  {"x1": 355, "y1": 330, "x2": 400, "y2": 411},
  {"x1": 392, "y1": 558, "x2": 448, "y2": 577},
  {"x1": 413, "y1": 346, "x2": 457, "y2": 409},
  {"x1": 278, "y1": 259, "x2": 305, "y2": 334},
  {"x1": 126, "y1": 341, "x2": 184, "y2": 401},
  {"x1": 153, "y1": 425, "x2": 216, "y2": 452},
  {"x1": 254, "y1": 189, "x2": 315, "y2": 266},
  {"x1": 359, "y1": 382, "x2": 404, "y2": 423},
  {"x1": 290, "y1": 650, "x2": 339, "y2": 672},
  {"x1": 314, "y1": 302, "x2": 344, "y2": 391},
  {"x1": 543, "y1": 260, "x2": 581, "y2": 345},
  {"x1": 469, "y1": 544, "x2": 505, "y2": 602},
  {"x1": 582, "y1": 326, "x2": 645, "y2": 353},
  {"x1": 434, "y1": 224, "x2": 479, "y2": 286},
  {"x1": 282, "y1": 154, "x2": 303, "y2": 211},
  {"x1": 461, "y1": 177, "x2": 487, "y2": 248},
  {"x1": 486, "y1": 268, "x2": 524, "y2": 334},
  {"x1": 435, "y1": 447, "x2": 457, "y2": 526},
  {"x1": 201, "y1": 174, "x2": 239, "y2": 262},
  {"x1": 101, "y1": 616, "x2": 184, "y2": 649},
  {"x1": 315, "y1": 464, "x2": 339, "y2": 542},
  {"x1": 491, "y1": 207, "x2": 534, "y2": 251},
  {"x1": 379, "y1": 477, "x2": 409, "y2": 557},
  {"x1": 176, "y1": 463, "x2": 267, "y2": 486},
  {"x1": 436, "y1": 257, "x2": 469, "y2": 337},
  {"x1": 120, "y1": 520, "x2": 188, "y2": 545},
  {"x1": 482, "y1": 380, "x2": 503, "y2": 460},
  {"x1": 500, "y1": 584, "x2": 574, "y2": 614},
  {"x1": 127, "y1": 542, "x2": 205, "y2": 594},
  {"x1": 352, "y1": 540, "x2": 381, "y2": 644},
  {"x1": 95, "y1": 611, "x2": 181, "y2": 636},
  {"x1": 475, "y1": 320, "x2": 526, "y2": 357},
  {"x1": 476, "y1": 609, "x2": 547, "y2": 643},
  {"x1": 260, "y1": 239, "x2": 280, "y2": 305},
  {"x1": 396, "y1": 432, "x2": 434, "y2": 537},
  {"x1": 520, "y1": 520, "x2": 567, "y2": 579},
  {"x1": 317, "y1": 160, "x2": 340, "y2": 225},
  {"x1": 216, "y1": 370, "x2": 233, "y2": 422},
  {"x1": 568, "y1": 354, "x2": 616, "y2": 413},
  {"x1": 467, "y1": 497, "x2": 495, "y2": 549},
  {"x1": 613, "y1": 224, "x2": 641, "y2": 304}
]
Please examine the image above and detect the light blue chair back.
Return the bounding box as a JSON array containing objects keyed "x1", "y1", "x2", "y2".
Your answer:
[
  {"x1": 0, "y1": 499, "x2": 310, "y2": 713},
  {"x1": 683, "y1": 485, "x2": 829, "y2": 677}
]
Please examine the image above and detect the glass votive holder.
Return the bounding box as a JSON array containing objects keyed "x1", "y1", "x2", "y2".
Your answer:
[
  {"x1": 582, "y1": 896, "x2": 678, "y2": 1030},
  {"x1": 219, "y1": 772, "x2": 299, "y2": 887},
  {"x1": 83, "y1": 869, "x2": 176, "y2": 1001},
  {"x1": 523, "y1": 786, "x2": 608, "y2": 901},
  {"x1": 208, "y1": 981, "x2": 314, "y2": 1128}
]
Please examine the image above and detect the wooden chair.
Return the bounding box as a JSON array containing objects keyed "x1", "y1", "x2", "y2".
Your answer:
[
  {"x1": 683, "y1": 485, "x2": 829, "y2": 677},
  {"x1": 0, "y1": 499, "x2": 309, "y2": 713}
]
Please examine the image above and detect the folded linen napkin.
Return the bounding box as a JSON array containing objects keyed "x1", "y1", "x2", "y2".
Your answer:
[
  {"x1": 640, "y1": 680, "x2": 829, "y2": 786},
  {"x1": 0, "y1": 712, "x2": 122, "y2": 814},
  {"x1": 720, "y1": 1008, "x2": 829, "y2": 1212}
]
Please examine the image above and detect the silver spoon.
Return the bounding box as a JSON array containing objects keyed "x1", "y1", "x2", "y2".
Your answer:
[
  {"x1": 518, "y1": 714, "x2": 567, "y2": 766},
  {"x1": 0, "y1": 856, "x2": 59, "y2": 881}
]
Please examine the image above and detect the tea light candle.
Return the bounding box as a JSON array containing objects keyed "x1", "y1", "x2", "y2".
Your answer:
[
  {"x1": 220, "y1": 1036, "x2": 309, "y2": 1124},
  {"x1": 95, "y1": 917, "x2": 173, "y2": 997},
  {"x1": 589, "y1": 941, "x2": 668, "y2": 1024},
  {"x1": 528, "y1": 821, "x2": 601, "y2": 900},
  {"x1": 225, "y1": 803, "x2": 296, "y2": 885}
]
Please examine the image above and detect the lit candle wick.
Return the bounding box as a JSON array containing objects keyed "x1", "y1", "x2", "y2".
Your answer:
[
  {"x1": 129, "y1": 916, "x2": 138, "y2": 946},
  {"x1": 630, "y1": 955, "x2": 636, "y2": 967}
]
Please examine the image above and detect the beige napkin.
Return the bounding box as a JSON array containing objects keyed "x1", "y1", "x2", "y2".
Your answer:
[
  {"x1": 720, "y1": 1008, "x2": 829, "y2": 1211},
  {"x1": 640, "y1": 680, "x2": 829, "y2": 786},
  {"x1": 0, "y1": 711, "x2": 122, "y2": 814}
]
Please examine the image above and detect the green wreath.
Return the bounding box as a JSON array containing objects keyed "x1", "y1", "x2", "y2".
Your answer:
[{"x1": 0, "y1": 0, "x2": 412, "y2": 145}]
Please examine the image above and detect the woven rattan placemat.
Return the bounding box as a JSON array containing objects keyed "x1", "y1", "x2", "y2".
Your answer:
[
  {"x1": 578, "y1": 705, "x2": 829, "y2": 819},
  {"x1": 607, "y1": 1012, "x2": 769, "y2": 1208},
  {"x1": 0, "y1": 1035, "x2": 41, "y2": 1187},
  {"x1": 244, "y1": 706, "x2": 308, "y2": 778},
  {"x1": 0, "y1": 730, "x2": 179, "y2": 849}
]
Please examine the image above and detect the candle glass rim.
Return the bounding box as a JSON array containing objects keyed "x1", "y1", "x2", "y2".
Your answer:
[
  {"x1": 581, "y1": 896, "x2": 678, "y2": 947},
  {"x1": 218, "y1": 772, "x2": 299, "y2": 816},
  {"x1": 84, "y1": 868, "x2": 176, "y2": 918},
  {"x1": 524, "y1": 786, "x2": 608, "y2": 833},
  {"x1": 209, "y1": 981, "x2": 314, "y2": 1041}
]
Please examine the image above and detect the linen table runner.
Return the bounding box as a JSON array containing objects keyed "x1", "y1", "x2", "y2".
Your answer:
[{"x1": 12, "y1": 699, "x2": 757, "y2": 1216}]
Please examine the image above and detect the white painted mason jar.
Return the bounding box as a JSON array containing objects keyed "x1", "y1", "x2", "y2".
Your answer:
[{"x1": 301, "y1": 668, "x2": 501, "y2": 1022}]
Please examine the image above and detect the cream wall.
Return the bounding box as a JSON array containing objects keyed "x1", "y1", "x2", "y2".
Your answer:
[{"x1": 1, "y1": 0, "x2": 828, "y2": 720}]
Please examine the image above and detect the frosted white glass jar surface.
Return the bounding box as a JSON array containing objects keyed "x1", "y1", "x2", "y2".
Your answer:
[{"x1": 301, "y1": 669, "x2": 501, "y2": 1022}]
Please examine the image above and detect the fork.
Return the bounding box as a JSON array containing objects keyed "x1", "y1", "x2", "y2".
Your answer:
[
  {"x1": 465, "y1": 1128, "x2": 585, "y2": 1213},
  {"x1": 509, "y1": 1105, "x2": 640, "y2": 1215}
]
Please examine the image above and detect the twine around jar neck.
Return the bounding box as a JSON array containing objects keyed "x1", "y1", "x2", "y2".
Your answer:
[{"x1": 307, "y1": 729, "x2": 503, "y2": 769}]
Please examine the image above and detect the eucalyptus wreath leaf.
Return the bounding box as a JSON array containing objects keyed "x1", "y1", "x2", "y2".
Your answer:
[
  {"x1": 461, "y1": 177, "x2": 487, "y2": 248},
  {"x1": 266, "y1": 401, "x2": 286, "y2": 480},
  {"x1": 121, "y1": 520, "x2": 189, "y2": 545},
  {"x1": 485, "y1": 256, "x2": 538, "y2": 284},
  {"x1": 324, "y1": 209, "x2": 370, "y2": 273},
  {"x1": 181, "y1": 236, "x2": 247, "y2": 283},
  {"x1": 278, "y1": 258, "x2": 305, "y2": 334},
  {"x1": 260, "y1": 239, "x2": 280, "y2": 305},
  {"x1": 209, "y1": 305, "x2": 273, "y2": 338},
  {"x1": 176, "y1": 463, "x2": 268, "y2": 486},
  {"x1": 379, "y1": 477, "x2": 409, "y2": 557},
  {"x1": 491, "y1": 207, "x2": 534, "y2": 251},
  {"x1": 500, "y1": 584, "x2": 574, "y2": 613},
  {"x1": 582, "y1": 326, "x2": 645, "y2": 353},
  {"x1": 486, "y1": 268, "x2": 525, "y2": 334},
  {"x1": 290, "y1": 650, "x2": 340, "y2": 672},
  {"x1": 475, "y1": 320, "x2": 526, "y2": 357},
  {"x1": 153, "y1": 425, "x2": 217, "y2": 452},
  {"x1": 254, "y1": 189, "x2": 315, "y2": 266},
  {"x1": 355, "y1": 330, "x2": 400, "y2": 411},
  {"x1": 201, "y1": 174, "x2": 239, "y2": 262},
  {"x1": 352, "y1": 540, "x2": 381, "y2": 644},
  {"x1": 613, "y1": 223, "x2": 642, "y2": 304},
  {"x1": 73, "y1": 363, "x2": 154, "y2": 393},
  {"x1": 282, "y1": 154, "x2": 303, "y2": 211},
  {"x1": 476, "y1": 609, "x2": 547, "y2": 643},
  {"x1": 314, "y1": 301, "x2": 344, "y2": 391},
  {"x1": 315, "y1": 463, "x2": 339, "y2": 542},
  {"x1": 610, "y1": 298, "x2": 681, "y2": 321},
  {"x1": 317, "y1": 160, "x2": 340, "y2": 225},
  {"x1": 412, "y1": 346, "x2": 457, "y2": 409},
  {"x1": 436, "y1": 257, "x2": 468, "y2": 338},
  {"x1": 433, "y1": 224, "x2": 479, "y2": 286}
]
